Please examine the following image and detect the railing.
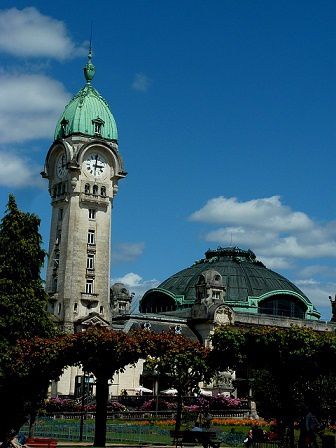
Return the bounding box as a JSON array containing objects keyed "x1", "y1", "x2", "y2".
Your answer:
[
  {"x1": 20, "y1": 418, "x2": 247, "y2": 446},
  {"x1": 32, "y1": 408, "x2": 250, "y2": 421},
  {"x1": 21, "y1": 420, "x2": 171, "y2": 445}
]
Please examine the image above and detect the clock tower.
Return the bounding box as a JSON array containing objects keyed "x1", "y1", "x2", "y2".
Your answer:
[{"x1": 42, "y1": 51, "x2": 126, "y2": 332}]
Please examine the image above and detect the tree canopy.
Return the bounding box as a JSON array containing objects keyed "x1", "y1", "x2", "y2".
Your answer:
[
  {"x1": 142, "y1": 331, "x2": 212, "y2": 431},
  {"x1": 0, "y1": 195, "x2": 56, "y2": 442},
  {"x1": 210, "y1": 325, "x2": 336, "y2": 448},
  {"x1": 0, "y1": 195, "x2": 56, "y2": 345}
]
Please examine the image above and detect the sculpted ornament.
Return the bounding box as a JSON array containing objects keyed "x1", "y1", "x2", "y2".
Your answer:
[
  {"x1": 214, "y1": 305, "x2": 234, "y2": 325},
  {"x1": 71, "y1": 176, "x2": 78, "y2": 190}
]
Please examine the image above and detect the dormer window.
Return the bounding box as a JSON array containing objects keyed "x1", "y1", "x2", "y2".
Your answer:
[
  {"x1": 60, "y1": 118, "x2": 69, "y2": 137},
  {"x1": 92, "y1": 118, "x2": 104, "y2": 136}
]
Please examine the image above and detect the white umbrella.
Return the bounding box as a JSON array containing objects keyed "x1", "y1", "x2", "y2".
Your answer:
[
  {"x1": 134, "y1": 386, "x2": 153, "y2": 393},
  {"x1": 200, "y1": 389, "x2": 212, "y2": 397},
  {"x1": 160, "y1": 388, "x2": 178, "y2": 395}
]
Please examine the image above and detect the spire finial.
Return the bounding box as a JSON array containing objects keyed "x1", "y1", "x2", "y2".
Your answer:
[{"x1": 84, "y1": 23, "x2": 95, "y2": 83}]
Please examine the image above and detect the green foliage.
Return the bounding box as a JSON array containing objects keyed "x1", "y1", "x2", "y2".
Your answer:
[
  {"x1": 0, "y1": 195, "x2": 56, "y2": 441},
  {"x1": 138, "y1": 330, "x2": 212, "y2": 395},
  {"x1": 209, "y1": 326, "x2": 246, "y2": 370},
  {"x1": 211, "y1": 325, "x2": 336, "y2": 423},
  {"x1": 72, "y1": 327, "x2": 141, "y2": 379},
  {"x1": 139, "y1": 330, "x2": 213, "y2": 431},
  {"x1": 0, "y1": 195, "x2": 56, "y2": 345}
]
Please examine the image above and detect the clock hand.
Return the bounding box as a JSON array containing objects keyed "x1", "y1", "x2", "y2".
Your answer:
[{"x1": 94, "y1": 155, "x2": 98, "y2": 174}]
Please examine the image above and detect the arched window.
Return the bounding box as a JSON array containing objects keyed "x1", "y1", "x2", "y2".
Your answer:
[
  {"x1": 85, "y1": 183, "x2": 90, "y2": 194},
  {"x1": 92, "y1": 117, "x2": 104, "y2": 136},
  {"x1": 60, "y1": 118, "x2": 69, "y2": 137},
  {"x1": 93, "y1": 185, "x2": 98, "y2": 195},
  {"x1": 258, "y1": 294, "x2": 306, "y2": 319},
  {"x1": 140, "y1": 292, "x2": 176, "y2": 313},
  {"x1": 101, "y1": 186, "x2": 106, "y2": 196}
]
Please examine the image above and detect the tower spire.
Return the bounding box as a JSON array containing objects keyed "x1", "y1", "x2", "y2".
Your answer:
[{"x1": 84, "y1": 25, "x2": 95, "y2": 83}]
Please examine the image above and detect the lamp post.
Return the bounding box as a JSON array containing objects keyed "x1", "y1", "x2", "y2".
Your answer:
[
  {"x1": 79, "y1": 373, "x2": 87, "y2": 442},
  {"x1": 153, "y1": 368, "x2": 159, "y2": 415}
]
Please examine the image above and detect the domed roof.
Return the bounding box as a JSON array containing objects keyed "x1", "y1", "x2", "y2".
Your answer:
[
  {"x1": 54, "y1": 51, "x2": 118, "y2": 141},
  {"x1": 140, "y1": 247, "x2": 320, "y2": 320},
  {"x1": 160, "y1": 247, "x2": 307, "y2": 301}
]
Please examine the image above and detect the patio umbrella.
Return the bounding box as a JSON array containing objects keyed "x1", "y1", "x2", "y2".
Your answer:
[
  {"x1": 134, "y1": 386, "x2": 153, "y2": 393},
  {"x1": 160, "y1": 388, "x2": 178, "y2": 395},
  {"x1": 200, "y1": 389, "x2": 212, "y2": 397}
]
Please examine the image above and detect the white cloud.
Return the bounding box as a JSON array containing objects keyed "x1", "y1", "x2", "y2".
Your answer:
[
  {"x1": 113, "y1": 242, "x2": 145, "y2": 262},
  {"x1": 258, "y1": 237, "x2": 336, "y2": 259},
  {"x1": 206, "y1": 226, "x2": 277, "y2": 247},
  {"x1": 0, "y1": 7, "x2": 86, "y2": 60},
  {"x1": 295, "y1": 278, "x2": 336, "y2": 310},
  {"x1": 190, "y1": 196, "x2": 313, "y2": 232},
  {"x1": 112, "y1": 272, "x2": 160, "y2": 314},
  {"x1": 190, "y1": 195, "x2": 336, "y2": 260},
  {"x1": 258, "y1": 256, "x2": 294, "y2": 270},
  {"x1": 298, "y1": 265, "x2": 336, "y2": 278},
  {"x1": 113, "y1": 272, "x2": 143, "y2": 287},
  {"x1": 0, "y1": 73, "x2": 70, "y2": 143},
  {"x1": 0, "y1": 150, "x2": 42, "y2": 188},
  {"x1": 132, "y1": 73, "x2": 151, "y2": 92}
]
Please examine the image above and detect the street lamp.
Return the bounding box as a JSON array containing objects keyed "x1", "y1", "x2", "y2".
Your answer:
[
  {"x1": 153, "y1": 368, "x2": 159, "y2": 415},
  {"x1": 79, "y1": 373, "x2": 94, "y2": 441},
  {"x1": 79, "y1": 373, "x2": 87, "y2": 442}
]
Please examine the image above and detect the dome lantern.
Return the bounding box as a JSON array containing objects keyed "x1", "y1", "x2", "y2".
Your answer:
[{"x1": 84, "y1": 49, "x2": 96, "y2": 83}]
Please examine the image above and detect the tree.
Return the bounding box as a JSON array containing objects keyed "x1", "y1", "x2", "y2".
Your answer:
[
  {"x1": 0, "y1": 195, "x2": 56, "y2": 442},
  {"x1": 211, "y1": 325, "x2": 336, "y2": 448},
  {"x1": 142, "y1": 331, "x2": 212, "y2": 431},
  {"x1": 72, "y1": 327, "x2": 142, "y2": 447}
]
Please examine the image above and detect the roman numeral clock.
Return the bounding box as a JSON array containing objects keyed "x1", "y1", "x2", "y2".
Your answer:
[{"x1": 84, "y1": 153, "x2": 107, "y2": 177}]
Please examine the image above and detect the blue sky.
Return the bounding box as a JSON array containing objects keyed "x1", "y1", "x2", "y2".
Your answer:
[{"x1": 0, "y1": 1, "x2": 335, "y2": 319}]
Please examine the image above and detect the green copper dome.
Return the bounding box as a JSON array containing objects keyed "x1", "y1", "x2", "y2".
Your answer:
[
  {"x1": 140, "y1": 247, "x2": 320, "y2": 320},
  {"x1": 54, "y1": 51, "x2": 118, "y2": 141}
]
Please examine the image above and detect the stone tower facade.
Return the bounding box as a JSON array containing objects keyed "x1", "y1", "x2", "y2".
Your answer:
[{"x1": 42, "y1": 52, "x2": 126, "y2": 333}]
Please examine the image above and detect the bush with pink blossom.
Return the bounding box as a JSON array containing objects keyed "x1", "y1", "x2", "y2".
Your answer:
[{"x1": 141, "y1": 399, "x2": 177, "y2": 411}]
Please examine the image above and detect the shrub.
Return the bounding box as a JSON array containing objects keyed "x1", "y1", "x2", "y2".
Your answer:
[
  {"x1": 141, "y1": 399, "x2": 177, "y2": 411},
  {"x1": 107, "y1": 401, "x2": 128, "y2": 412},
  {"x1": 44, "y1": 397, "x2": 81, "y2": 413},
  {"x1": 209, "y1": 396, "x2": 242, "y2": 410}
]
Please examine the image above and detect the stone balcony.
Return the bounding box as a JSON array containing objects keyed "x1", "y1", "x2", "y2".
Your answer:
[
  {"x1": 80, "y1": 193, "x2": 109, "y2": 208},
  {"x1": 80, "y1": 292, "x2": 99, "y2": 305}
]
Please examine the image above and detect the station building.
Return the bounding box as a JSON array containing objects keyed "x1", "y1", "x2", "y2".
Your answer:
[{"x1": 43, "y1": 54, "x2": 335, "y2": 398}]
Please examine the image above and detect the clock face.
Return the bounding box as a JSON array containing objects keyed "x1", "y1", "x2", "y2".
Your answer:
[
  {"x1": 56, "y1": 152, "x2": 67, "y2": 179},
  {"x1": 84, "y1": 153, "x2": 107, "y2": 178}
]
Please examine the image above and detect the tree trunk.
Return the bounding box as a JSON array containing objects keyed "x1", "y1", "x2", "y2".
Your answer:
[
  {"x1": 94, "y1": 376, "x2": 109, "y2": 447},
  {"x1": 288, "y1": 417, "x2": 295, "y2": 448},
  {"x1": 174, "y1": 392, "x2": 183, "y2": 432}
]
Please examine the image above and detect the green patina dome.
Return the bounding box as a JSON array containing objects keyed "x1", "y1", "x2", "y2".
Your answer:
[
  {"x1": 54, "y1": 51, "x2": 118, "y2": 141},
  {"x1": 140, "y1": 247, "x2": 320, "y2": 320}
]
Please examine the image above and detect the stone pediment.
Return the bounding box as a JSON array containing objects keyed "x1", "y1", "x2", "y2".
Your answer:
[{"x1": 75, "y1": 312, "x2": 110, "y2": 330}]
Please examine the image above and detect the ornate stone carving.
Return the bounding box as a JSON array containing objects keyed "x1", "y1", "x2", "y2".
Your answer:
[{"x1": 214, "y1": 305, "x2": 234, "y2": 325}]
